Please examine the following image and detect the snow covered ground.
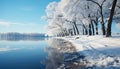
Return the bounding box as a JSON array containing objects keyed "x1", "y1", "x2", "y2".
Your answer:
[{"x1": 55, "y1": 35, "x2": 120, "y2": 69}]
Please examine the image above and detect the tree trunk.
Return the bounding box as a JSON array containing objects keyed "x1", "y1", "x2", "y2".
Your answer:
[
  {"x1": 89, "y1": 24, "x2": 92, "y2": 35},
  {"x1": 73, "y1": 22, "x2": 79, "y2": 35},
  {"x1": 83, "y1": 24, "x2": 88, "y2": 35},
  {"x1": 91, "y1": 21, "x2": 95, "y2": 35},
  {"x1": 71, "y1": 30, "x2": 73, "y2": 36},
  {"x1": 96, "y1": 24, "x2": 98, "y2": 35},
  {"x1": 101, "y1": 23, "x2": 106, "y2": 35},
  {"x1": 100, "y1": 6, "x2": 106, "y2": 35},
  {"x1": 85, "y1": 28, "x2": 88, "y2": 35},
  {"x1": 106, "y1": 0, "x2": 117, "y2": 37},
  {"x1": 82, "y1": 26, "x2": 85, "y2": 35},
  {"x1": 73, "y1": 25, "x2": 76, "y2": 35}
]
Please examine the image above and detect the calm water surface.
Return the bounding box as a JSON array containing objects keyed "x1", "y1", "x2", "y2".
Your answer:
[
  {"x1": 0, "y1": 39, "x2": 48, "y2": 69},
  {"x1": 0, "y1": 38, "x2": 86, "y2": 69}
]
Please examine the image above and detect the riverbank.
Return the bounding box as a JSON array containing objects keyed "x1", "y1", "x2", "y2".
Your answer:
[{"x1": 55, "y1": 35, "x2": 120, "y2": 68}]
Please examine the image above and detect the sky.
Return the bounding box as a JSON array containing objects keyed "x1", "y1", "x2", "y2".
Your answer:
[{"x1": 0, "y1": 0, "x2": 59, "y2": 33}]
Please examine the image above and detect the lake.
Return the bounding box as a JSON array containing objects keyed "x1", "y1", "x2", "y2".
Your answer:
[
  {"x1": 0, "y1": 38, "x2": 48, "y2": 69},
  {"x1": 0, "y1": 38, "x2": 96, "y2": 69}
]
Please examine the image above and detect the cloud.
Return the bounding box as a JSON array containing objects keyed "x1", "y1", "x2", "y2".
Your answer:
[
  {"x1": 0, "y1": 21, "x2": 11, "y2": 26},
  {"x1": 0, "y1": 21, "x2": 26, "y2": 27},
  {"x1": 0, "y1": 47, "x2": 19, "y2": 52},
  {"x1": 0, "y1": 21, "x2": 42, "y2": 27}
]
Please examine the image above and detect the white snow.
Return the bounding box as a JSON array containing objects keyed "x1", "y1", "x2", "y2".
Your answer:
[
  {"x1": 55, "y1": 35, "x2": 120, "y2": 68},
  {"x1": 61, "y1": 35, "x2": 120, "y2": 55}
]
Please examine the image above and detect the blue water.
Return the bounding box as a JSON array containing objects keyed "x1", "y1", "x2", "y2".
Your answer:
[{"x1": 0, "y1": 40, "x2": 48, "y2": 69}]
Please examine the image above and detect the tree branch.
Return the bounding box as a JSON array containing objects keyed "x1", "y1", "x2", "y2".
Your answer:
[
  {"x1": 101, "y1": 0, "x2": 106, "y2": 6},
  {"x1": 117, "y1": 5, "x2": 120, "y2": 8},
  {"x1": 87, "y1": 0, "x2": 101, "y2": 8}
]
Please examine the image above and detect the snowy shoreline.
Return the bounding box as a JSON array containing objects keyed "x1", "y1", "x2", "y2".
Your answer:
[{"x1": 54, "y1": 35, "x2": 120, "y2": 69}]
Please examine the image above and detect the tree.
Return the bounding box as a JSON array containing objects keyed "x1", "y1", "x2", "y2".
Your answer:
[{"x1": 106, "y1": 0, "x2": 118, "y2": 37}]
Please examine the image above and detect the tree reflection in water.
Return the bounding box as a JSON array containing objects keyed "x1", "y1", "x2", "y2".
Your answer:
[{"x1": 42, "y1": 38, "x2": 87, "y2": 69}]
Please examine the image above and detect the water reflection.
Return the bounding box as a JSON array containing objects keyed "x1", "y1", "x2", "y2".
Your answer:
[
  {"x1": 43, "y1": 38, "x2": 86, "y2": 69},
  {"x1": 0, "y1": 38, "x2": 48, "y2": 69},
  {"x1": 0, "y1": 37, "x2": 46, "y2": 41}
]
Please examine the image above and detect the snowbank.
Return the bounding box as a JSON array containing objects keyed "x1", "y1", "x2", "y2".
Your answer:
[{"x1": 55, "y1": 35, "x2": 120, "y2": 68}]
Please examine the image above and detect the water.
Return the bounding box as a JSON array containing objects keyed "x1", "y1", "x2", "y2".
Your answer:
[
  {"x1": 0, "y1": 38, "x2": 84, "y2": 69},
  {"x1": 0, "y1": 39, "x2": 48, "y2": 69}
]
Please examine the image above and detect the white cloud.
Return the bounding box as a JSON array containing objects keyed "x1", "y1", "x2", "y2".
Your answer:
[
  {"x1": 0, "y1": 21, "x2": 42, "y2": 27},
  {"x1": 0, "y1": 47, "x2": 19, "y2": 52},
  {"x1": 0, "y1": 21, "x2": 10, "y2": 26},
  {"x1": 0, "y1": 21, "x2": 11, "y2": 26},
  {"x1": 0, "y1": 21, "x2": 26, "y2": 27}
]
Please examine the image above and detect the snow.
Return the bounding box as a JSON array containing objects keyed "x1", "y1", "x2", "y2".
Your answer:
[
  {"x1": 61, "y1": 35, "x2": 120, "y2": 55},
  {"x1": 54, "y1": 35, "x2": 120, "y2": 69}
]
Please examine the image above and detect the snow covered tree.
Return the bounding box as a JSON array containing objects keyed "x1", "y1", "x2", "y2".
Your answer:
[{"x1": 43, "y1": 0, "x2": 120, "y2": 37}]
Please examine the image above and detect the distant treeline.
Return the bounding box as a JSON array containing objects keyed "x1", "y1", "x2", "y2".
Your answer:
[{"x1": 0, "y1": 33, "x2": 47, "y2": 41}]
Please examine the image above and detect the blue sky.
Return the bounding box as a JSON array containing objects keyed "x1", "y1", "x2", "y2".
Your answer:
[{"x1": 0, "y1": 0, "x2": 59, "y2": 33}]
